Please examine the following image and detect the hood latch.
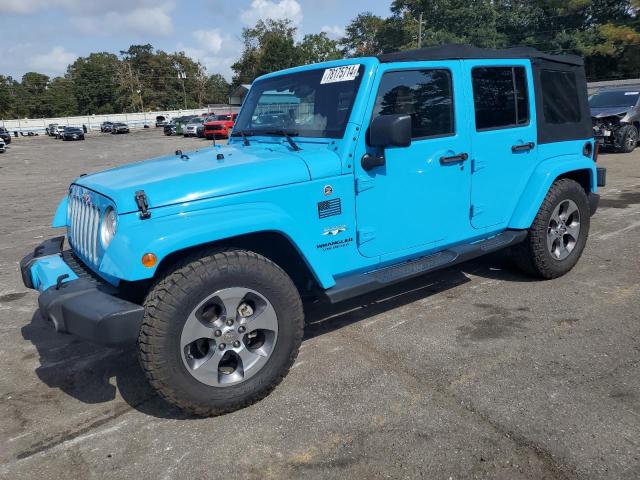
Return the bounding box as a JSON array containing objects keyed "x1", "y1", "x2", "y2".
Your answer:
[{"x1": 135, "y1": 190, "x2": 151, "y2": 220}]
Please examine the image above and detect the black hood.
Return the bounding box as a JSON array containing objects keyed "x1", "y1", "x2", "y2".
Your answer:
[{"x1": 591, "y1": 106, "x2": 631, "y2": 118}]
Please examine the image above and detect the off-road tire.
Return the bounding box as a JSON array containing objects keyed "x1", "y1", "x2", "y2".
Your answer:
[
  {"x1": 616, "y1": 124, "x2": 638, "y2": 153},
  {"x1": 138, "y1": 248, "x2": 304, "y2": 417},
  {"x1": 512, "y1": 178, "x2": 590, "y2": 279}
]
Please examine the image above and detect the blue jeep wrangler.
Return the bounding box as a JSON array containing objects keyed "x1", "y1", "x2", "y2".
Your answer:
[{"x1": 21, "y1": 45, "x2": 606, "y2": 416}]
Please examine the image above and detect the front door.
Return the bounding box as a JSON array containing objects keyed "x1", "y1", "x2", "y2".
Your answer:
[
  {"x1": 464, "y1": 61, "x2": 538, "y2": 229},
  {"x1": 355, "y1": 62, "x2": 472, "y2": 258}
]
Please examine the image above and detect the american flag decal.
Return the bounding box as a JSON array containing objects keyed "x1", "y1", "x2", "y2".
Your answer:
[{"x1": 317, "y1": 198, "x2": 342, "y2": 219}]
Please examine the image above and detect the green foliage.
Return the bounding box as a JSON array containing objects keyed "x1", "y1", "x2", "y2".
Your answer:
[
  {"x1": 68, "y1": 53, "x2": 119, "y2": 115},
  {"x1": 232, "y1": 19, "x2": 301, "y2": 85},
  {"x1": 1, "y1": 45, "x2": 231, "y2": 119},
  {"x1": 298, "y1": 33, "x2": 342, "y2": 65}
]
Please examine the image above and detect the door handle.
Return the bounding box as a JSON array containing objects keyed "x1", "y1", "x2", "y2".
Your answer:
[
  {"x1": 440, "y1": 152, "x2": 469, "y2": 164},
  {"x1": 511, "y1": 142, "x2": 535, "y2": 153}
]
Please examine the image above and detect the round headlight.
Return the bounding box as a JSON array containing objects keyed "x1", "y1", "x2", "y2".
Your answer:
[{"x1": 100, "y1": 207, "x2": 117, "y2": 248}]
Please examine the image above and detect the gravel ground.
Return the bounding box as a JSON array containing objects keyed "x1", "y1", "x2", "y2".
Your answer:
[{"x1": 0, "y1": 129, "x2": 638, "y2": 479}]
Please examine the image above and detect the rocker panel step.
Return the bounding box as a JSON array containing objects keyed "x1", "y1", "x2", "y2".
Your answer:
[{"x1": 324, "y1": 230, "x2": 527, "y2": 304}]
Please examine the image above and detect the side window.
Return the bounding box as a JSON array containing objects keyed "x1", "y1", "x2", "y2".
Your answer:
[
  {"x1": 371, "y1": 69, "x2": 454, "y2": 139},
  {"x1": 472, "y1": 66, "x2": 529, "y2": 130},
  {"x1": 541, "y1": 70, "x2": 581, "y2": 124}
]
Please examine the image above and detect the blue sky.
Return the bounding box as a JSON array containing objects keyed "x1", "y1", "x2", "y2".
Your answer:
[{"x1": 0, "y1": 0, "x2": 392, "y2": 80}]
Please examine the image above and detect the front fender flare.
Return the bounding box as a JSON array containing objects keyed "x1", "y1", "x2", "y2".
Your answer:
[
  {"x1": 509, "y1": 155, "x2": 596, "y2": 229},
  {"x1": 99, "y1": 202, "x2": 333, "y2": 287}
]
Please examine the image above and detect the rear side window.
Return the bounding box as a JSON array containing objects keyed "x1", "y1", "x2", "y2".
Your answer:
[
  {"x1": 371, "y1": 69, "x2": 454, "y2": 139},
  {"x1": 541, "y1": 70, "x2": 581, "y2": 124},
  {"x1": 472, "y1": 66, "x2": 529, "y2": 130}
]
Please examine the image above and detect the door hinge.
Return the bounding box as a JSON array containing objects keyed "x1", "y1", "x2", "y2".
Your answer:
[
  {"x1": 470, "y1": 204, "x2": 485, "y2": 218},
  {"x1": 471, "y1": 159, "x2": 487, "y2": 173},
  {"x1": 357, "y1": 229, "x2": 376, "y2": 245},
  {"x1": 355, "y1": 176, "x2": 375, "y2": 194}
]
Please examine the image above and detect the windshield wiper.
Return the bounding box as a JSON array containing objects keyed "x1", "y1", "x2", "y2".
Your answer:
[
  {"x1": 264, "y1": 130, "x2": 301, "y2": 151},
  {"x1": 231, "y1": 130, "x2": 251, "y2": 146}
]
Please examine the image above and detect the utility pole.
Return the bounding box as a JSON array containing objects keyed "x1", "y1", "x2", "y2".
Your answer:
[
  {"x1": 418, "y1": 12, "x2": 424, "y2": 48},
  {"x1": 136, "y1": 89, "x2": 144, "y2": 113},
  {"x1": 178, "y1": 71, "x2": 187, "y2": 109}
]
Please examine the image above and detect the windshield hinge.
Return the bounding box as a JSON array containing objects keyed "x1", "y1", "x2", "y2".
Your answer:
[{"x1": 135, "y1": 190, "x2": 151, "y2": 220}]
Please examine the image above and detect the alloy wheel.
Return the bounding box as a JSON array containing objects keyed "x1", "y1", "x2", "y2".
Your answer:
[
  {"x1": 180, "y1": 287, "x2": 278, "y2": 387},
  {"x1": 546, "y1": 199, "x2": 581, "y2": 260}
]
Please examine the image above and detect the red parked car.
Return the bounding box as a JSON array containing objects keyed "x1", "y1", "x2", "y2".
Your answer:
[{"x1": 204, "y1": 113, "x2": 237, "y2": 140}]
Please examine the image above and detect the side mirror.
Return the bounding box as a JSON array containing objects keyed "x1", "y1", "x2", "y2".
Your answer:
[{"x1": 369, "y1": 114, "x2": 412, "y2": 148}]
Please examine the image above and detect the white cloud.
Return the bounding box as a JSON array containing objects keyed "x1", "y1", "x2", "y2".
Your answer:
[
  {"x1": 240, "y1": 0, "x2": 303, "y2": 26},
  {"x1": 321, "y1": 25, "x2": 345, "y2": 39},
  {"x1": 193, "y1": 29, "x2": 224, "y2": 54},
  {"x1": 3, "y1": 0, "x2": 175, "y2": 36},
  {"x1": 70, "y1": 3, "x2": 174, "y2": 36},
  {"x1": 29, "y1": 46, "x2": 77, "y2": 75},
  {"x1": 177, "y1": 30, "x2": 242, "y2": 81},
  {"x1": 0, "y1": 0, "x2": 66, "y2": 14}
]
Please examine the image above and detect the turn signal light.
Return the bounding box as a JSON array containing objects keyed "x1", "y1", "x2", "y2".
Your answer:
[{"x1": 142, "y1": 253, "x2": 157, "y2": 268}]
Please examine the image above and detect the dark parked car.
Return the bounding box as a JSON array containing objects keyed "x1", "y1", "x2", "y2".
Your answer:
[
  {"x1": 163, "y1": 123, "x2": 176, "y2": 136},
  {"x1": 62, "y1": 127, "x2": 85, "y2": 141},
  {"x1": 111, "y1": 123, "x2": 130, "y2": 134},
  {"x1": 590, "y1": 88, "x2": 640, "y2": 153},
  {"x1": 101, "y1": 121, "x2": 114, "y2": 133},
  {"x1": 0, "y1": 127, "x2": 12, "y2": 145}
]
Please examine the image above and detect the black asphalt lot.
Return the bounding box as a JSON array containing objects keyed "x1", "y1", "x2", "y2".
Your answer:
[{"x1": 1, "y1": 130, "x2": 639, "y2": 479}]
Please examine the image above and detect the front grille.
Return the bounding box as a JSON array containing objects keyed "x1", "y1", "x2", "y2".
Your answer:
[
  {"x1": 207, "y1": 125, "x2": 223, "y2": 131},
  {"x1": 67, "y1": 186, "x2": 102, "y2": 266},
  {"x1": 62, "y1": 250, "x2": 105, "y2": 285}
]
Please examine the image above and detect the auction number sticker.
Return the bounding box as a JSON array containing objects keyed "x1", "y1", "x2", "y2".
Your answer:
[{"x1": 320, "y1": 65, "x2": 360, "y2": 84}]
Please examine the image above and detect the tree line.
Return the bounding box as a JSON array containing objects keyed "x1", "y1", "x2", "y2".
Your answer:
[{"x1": 2, "y1": 0, "x2": 640, "y2": 119}]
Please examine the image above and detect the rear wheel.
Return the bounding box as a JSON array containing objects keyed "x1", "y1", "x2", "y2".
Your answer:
[
  {"x1": 138, "y1": 249, "x2": 304, "y2": 416},
  {"x1": 512, "y1": 178, "x2": 590, "y2": 279}
]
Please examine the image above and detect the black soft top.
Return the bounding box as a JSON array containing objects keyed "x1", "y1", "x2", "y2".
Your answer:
[
  {"x1": 378, "y1": 44, "x2": 583, "y2": 67},
  {"x1": 378, "y1": 44, "x2": 591, "y2": 145}
]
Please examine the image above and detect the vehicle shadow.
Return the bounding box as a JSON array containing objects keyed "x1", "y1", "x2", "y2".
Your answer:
[
  {"x1": 21, "y1": 312, "x2": 190, "y2": 420},
  {"x1": 21, "y1": 252, "x2": 534, "y2": 419},
  {"x1": 304, "y1": 251, "x2": 535, "y2": 338}
]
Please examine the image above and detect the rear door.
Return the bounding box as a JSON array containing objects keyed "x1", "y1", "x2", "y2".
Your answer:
[{"x1": 464, "y1": 61, "x2": 538, "y2": 229}]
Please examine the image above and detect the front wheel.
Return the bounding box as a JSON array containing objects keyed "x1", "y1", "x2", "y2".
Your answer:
[
  {"x1": 138, "y1": 249, "x2": 304, "y2": 416},
  {"x1": 512, "y1": 178, "x2": 590, "y2": 279},
  {"x1": 616, "y1": 125, "x2": 638, "y2": 153}
]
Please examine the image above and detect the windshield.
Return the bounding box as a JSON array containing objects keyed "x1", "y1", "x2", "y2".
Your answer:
[
  {"x1": 215, "y1": 114, "x2": 233, "y2": 121},
  {"x1": 589, "y1": 90, "x2": 639, "y2": 108},
  {"x1": 234, "y1": 64, "x2": 365, "y2": 138}
]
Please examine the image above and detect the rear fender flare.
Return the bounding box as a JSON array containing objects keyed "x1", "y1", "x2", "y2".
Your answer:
[{"x1": 509, "y1": 155, "x2": 596, "y2": 229}]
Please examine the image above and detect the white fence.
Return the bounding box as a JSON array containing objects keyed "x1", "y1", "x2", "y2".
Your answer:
[{"x1": 0, "y1": 107, "x2": 238, "y2": 134}]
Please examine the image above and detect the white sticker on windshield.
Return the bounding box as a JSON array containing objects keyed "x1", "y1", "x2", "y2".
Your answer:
[
  {"x1": 624, "y1": 92, "x2": 639, "y2": 95},
  {"x1": 320, "y1": 65, "x2": 360, "y2": 84}
]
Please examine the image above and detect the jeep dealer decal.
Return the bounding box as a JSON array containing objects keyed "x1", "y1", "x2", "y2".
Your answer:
[{"x1": 320, "y1": 65, "x2": 360, "y2": 84}]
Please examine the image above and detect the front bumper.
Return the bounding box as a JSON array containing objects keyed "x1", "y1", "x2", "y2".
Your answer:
[{"x1": 20, "y1": 237, "x2": 144, "y2": 345}]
